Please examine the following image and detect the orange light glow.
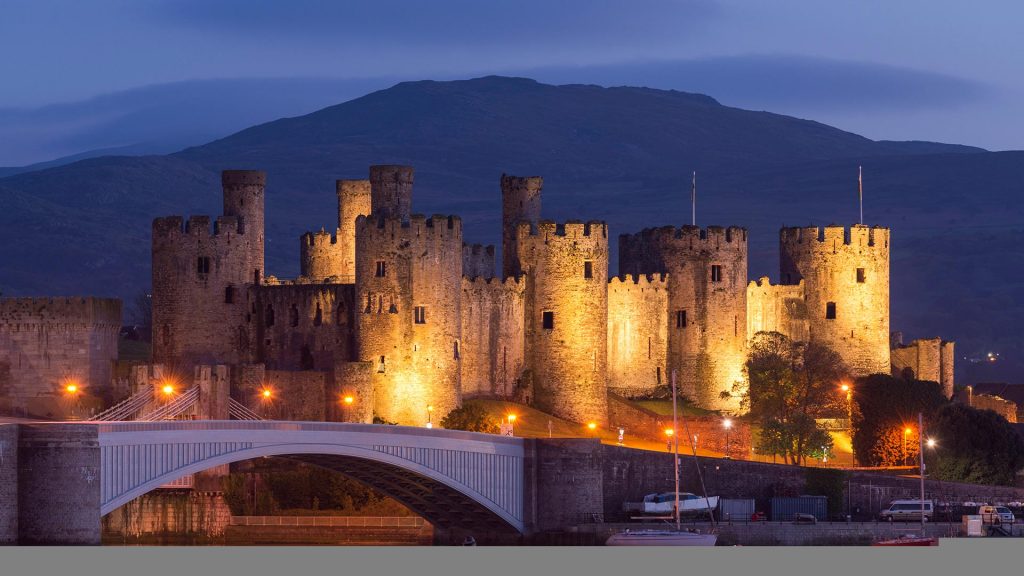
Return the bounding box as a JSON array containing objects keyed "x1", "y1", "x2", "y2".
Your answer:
[
  {"x1": 840, "y1": 384, "x2": 850, "y2": 392},
  {"x1": 507, "y1": 414, "x2": 517, "y2": 423},
  {"x1": 343, "y1": 396, "x2": 354, "y2": 405},
  {"x1": 65, "y1": 383, "x2": 78, "y2": 394},
  {"x1": 904, "y1": 427, "x2": 912, "y2": 435},
  {"x1": 261, "y1": 389, "x2": 272, "y2": 399},
  {"x1": 587, "y1": 422, "x2": 597, "y2": 431},
  {"x1": 723, "y1": 418, "x2": 733, "y2": 430},
  {"x1": 427, "y1": 405, "x2": 434, "y2": 413},
  {"x1": 162, "y1": 384, "x2": 174, "y2": 395},
  {"x1": 664, "y1": 428, "x2": 674, "y2": 436}
]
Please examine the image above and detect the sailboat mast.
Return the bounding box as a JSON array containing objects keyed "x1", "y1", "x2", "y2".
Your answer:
[{"x1": 672, "y1": 370, "x2": 680, "y2": 531}]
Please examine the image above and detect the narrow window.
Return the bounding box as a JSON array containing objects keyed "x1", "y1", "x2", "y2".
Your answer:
[
  {"x1": 197, "y1": 256, "x2": 211, "y2": 275},
  {"x1": 375, "y1": 261, "x2": 387, "y2": 277},
  {"x1": 377, "y1": 355, "x2": 386, "y2": 373},
  {"x1": 290, "y1": 304, "x2": 299, "y2": 327},
  {"x1": 414, "y1": 306, "x2": 426, "y2": 324},
  {"x1": 224, "y1": 285, "x2": 235, "y2": 304},
  {"x1": 542, "y1": 311, "x2": 554, "y2": 330},
  {"x1": 648, "y1": 337, "x2": 652, "y2": 359},
  {"x1": 454, "y1": 340, "x2": 461, "y2": 360},
  {"x1": 826, "y1": 302, "x2": 837, "y2": 320},
  {"x1": 676, "y1": 310, "x2": 687, "y2": 329},
  {"x1": 314, "y1": 303, "x2": 323, "y2": 326},
  {"x1": 656, "y1": 366, "x2": 662, "y2": 385},
  {"x1": 711, "y1": 264, "x2": 722, "y2": 282},
  {"x1": 265, "y1": 305, "x2": 275, "y2": 327},
  {"x1": 584, "y1": 261, "x2": 593, "y2": 279},
  {"x1": 856, "y1": 268, "x2": 866, "y2": 283}
]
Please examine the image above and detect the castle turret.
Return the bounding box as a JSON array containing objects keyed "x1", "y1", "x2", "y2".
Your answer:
[
  {"x1": 619, "y1": 225, "x2": 748, "y2": 411},
  {"x1": 354, "y1": 213, "x2": 464, "y2": 425},
  {"x1": 369, "y1": 165, "x2": 413, "y2": 223},
  {"x1": 517, "y1": 220, "x2": 609, "y2": 425},
  {"x1": 501, "y1": 175, "x2": 543, "y2": 278},
  {"x1": 299, "y1": 229, "x2": 342, "y2": 282},
  {"x1": 221, "y1": 170, "x2": 265, "y2": 283},
  {"x1": 337, "y1": 179, "x2": 372, "y2": 280},
  {"x1": 780, "y1": 224, "x2": 890, "y2": 376}
]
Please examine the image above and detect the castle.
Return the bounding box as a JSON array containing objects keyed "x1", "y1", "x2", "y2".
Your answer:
[{"x1": 143, "y1": 165, "x2": 954, "y2": 426}]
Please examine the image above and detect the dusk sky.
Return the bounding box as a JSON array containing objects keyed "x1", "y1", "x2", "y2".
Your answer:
[{"x1": 2, "y1": 0, "x2": 1021, "y2": 163}]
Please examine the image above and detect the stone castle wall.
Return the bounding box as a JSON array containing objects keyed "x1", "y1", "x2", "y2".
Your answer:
[
  {"x1": 619, "y1": 226, "x2": 748, "y2": 411},
  {"x1": 516, "y1": 220, "x2": 609, "y2": 425},
  {"x1": 891, "y1": 336, "x2": 955, "y2": 398},
  {"x1": 0, "y1": 297, "x2": 121, "y2": 415},
  {"x1": 462, "y1": 243, "x2": 496, "y2": 280},
  {"x1": 606, "y1": 274, "x2": 668, "y2": 398},
  {"x1": 746, "y1": 277, "x2": 809, "y2": 343},
  {"x1": 501, "y1": 175, "x2": 543, "y2": 278},
  {"x1": 780, "y1": 225, "x2": 890, "y2": 376},
  {"x1": 254, "y1": 282, "x2": 355, "y2": 371},
  {"x1": 460, "y1": 276, "x2": 526, "y2": 398}
]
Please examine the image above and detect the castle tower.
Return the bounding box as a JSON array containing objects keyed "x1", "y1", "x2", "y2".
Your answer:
[
  {"x1": 354, "y1": 213, "x2": 464, "y2": 425},
  {"x1": 221, "y1": 170, "x2": 266, "y2": 284},
  {"x1": 501, "y1": 175, "x2": 543, "y2": 278},
  {"x1": 152, "y1": 170, "x2": 264, "y2": 365},
  {"x1": 619, "y1": 226, "x2": 748, "y2": 411},
  {"x1": 780, "y1": 224, "x2": 890, "y2": 376},
  {"x1": 516, "y1": 220, "x2": 609, "y2": 425},
  {"x1": 369, "y1": 165, "x2": 413, "y2": 222},
  {"x1": 337, "y1": 179, "x2": 372, "y2": 280},
  {"x1": 299, "y1": 229, "x2": 341, "y2": 282}
]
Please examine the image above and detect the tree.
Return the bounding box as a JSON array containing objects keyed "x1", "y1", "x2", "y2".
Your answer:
[
  {"x1": 928, "y1": 403, "x2": 1024, "y2": 486},
  {"x1": 440, "y1": 403, "x2": 500, "y2": 434},
  {"x1": 850, "y1": 374, "x2": 947, "y2": 467},
  {"x1": 726, "y1": 332, "x2": 847, "y2": 465}
]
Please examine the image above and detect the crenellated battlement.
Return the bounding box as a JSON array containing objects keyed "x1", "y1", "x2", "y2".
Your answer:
[
  {"x1": 461, "y1": 274, "x2": 526, "y2": 291},
  {"x1": 608, "y1": 273, "x2": 668, "y2": 288},
  {"x1": 0, "y1": 296, "x2": 122, "y2": 326},
  {"x1": 356, "y1": 213, "x2": 463, "y2": 242},
  {"x1": 518, "y1": 219, "x2": 608, "y2": 239},
  {"x1": 302, "y1": 228, "x2": 340, "y2": 247},
  {"x1": 221, "y1": 170, "x2": 265, "y2": 188},
  {"x1": 620, "y1": 224, "x2": 747, "y2": 249},
  {"x1": 462, "y1": 242, "x2": 496, "y2": 279},
  {"x1": 780, "y1": 224, "x2": 889, "y2": 250},
  {"x1": 152, "y1": 214, "x2": 242, "y2": 239}
]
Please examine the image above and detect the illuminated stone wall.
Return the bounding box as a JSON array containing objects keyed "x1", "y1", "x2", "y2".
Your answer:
[
  {"x1": 780, "y1": 225, "x2": 890, "y2": 377},
  {"x1": 606, "y1": 274, "x2": 668, "y2": 398},
  {"x1": 460, "y1": 276, "x2": 526, "y2": 398},
  {"x1": 0, "y1": 297, "x2": 121, "y2": 415},
  {"x1": 355, "y1": 214, "x2": 463, "y2": 425},
  {"x1": 890, "y1": 336, "x2": 955, "y2": 398},
  {"x1": 516, "y1": 220, "x2": 609, "y2": 426},
  {"x1": 152, "y1": 171, "x2": 264, "y2": 367},
  {"x1": 746, "y1": 276, "x2": 809, "y2": 343},
  {"x1": 619, "y1": 225, "x2": 748, "y2": 412},
  {"x1": 298, "y1": 179, "x2": 371, "y2": 283}
]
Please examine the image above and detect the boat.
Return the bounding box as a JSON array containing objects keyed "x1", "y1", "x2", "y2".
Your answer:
[
  {"x1": 606, "y1": 370, "x2": 718, "y2": 546},
  {"x1": 632, "y1": 492, "x2": 720, "y2": 516},
  {"x1": 873, "y1": 534, "x2": 939, "y2": 546},
  {"x1": 606, "y1": 529, "x2": 718, "y2": 546}
]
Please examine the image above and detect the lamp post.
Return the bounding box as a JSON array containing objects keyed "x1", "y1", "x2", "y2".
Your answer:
[
  {"x1": 841, "y1": 382, "x2": 854, "y2": 466},
  {"x1": 722, "y1": 418, "x2": 733, "y2": 458},
  {"x1": 260, "y1": 388, "x2": 272, "y2": 418},
  {"x1": 904, "y1": 427, "x2": 912, "y2": 466},
  {"x1": 341, "y1": 394, "x2": 355, "y2": 422},
  {"x1": 426, "y1": 405, "x2": 434, "y2": 429},
  {"x1": 665, "y1": 428, "x2": 674, "y2": 452},
  {"x1": 64, "y1": 381, "x2": 80, "y2": 420}
]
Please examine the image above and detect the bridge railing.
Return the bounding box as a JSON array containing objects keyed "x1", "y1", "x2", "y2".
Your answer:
[
  {"x1": 228, "y1": 398, "x2": 264, "y2": 420},
  {"x1": 139, "y1": 386, "x2": 199, "y2": 421},
  {"x1": 230, "y1": 516, "x2": 425, "y2": 528},
  {"x1": 93, "y1": 384, "x2": 154, "y2": 421}
]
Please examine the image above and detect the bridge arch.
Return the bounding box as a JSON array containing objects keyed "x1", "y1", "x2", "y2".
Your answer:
[{"x1": 97, "y1": 422, "x2": 526, "y2": 534}]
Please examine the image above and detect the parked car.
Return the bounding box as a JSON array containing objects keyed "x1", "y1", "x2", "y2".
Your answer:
[
  {"x1": 978, "y1": 505, "x2": 1016, "y2": 525},
  {"x1": 879, "y1": 500, "x2": 933, "y2": 522}
]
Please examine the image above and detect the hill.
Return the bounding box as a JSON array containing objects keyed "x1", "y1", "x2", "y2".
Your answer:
[{"x1": 0, "y1": 76, "x2": 1020, "y2": 380}]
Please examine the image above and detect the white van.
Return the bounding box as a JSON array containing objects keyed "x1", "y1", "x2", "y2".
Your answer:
[{"x1": 879, "y1": 500, "x2": 933, "y2": 522}]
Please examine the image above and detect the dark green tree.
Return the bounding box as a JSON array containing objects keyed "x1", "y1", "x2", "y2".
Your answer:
[
  {"x1": 440, "y1": 403, "x2": 500, "y2": 434},
  {"x1": 850, "y1": 374, "x2": 947, "y2": 467},
  {"x1": 725, "y1": 331, "x2": 847, "y2": 465},
  {"x1": 928, "y1": 403, "x2": 1024, "y2": 486}
]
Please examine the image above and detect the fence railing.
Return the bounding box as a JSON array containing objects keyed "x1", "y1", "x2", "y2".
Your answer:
[{"x1": 231, "y1": 516, "x2": 425, "y2": 528}]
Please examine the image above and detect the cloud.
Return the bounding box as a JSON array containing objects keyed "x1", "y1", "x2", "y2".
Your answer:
[
  {"x1": 149, "y1": 0, "x2": 721, "y2": 49},
  {"x1": 517, "y1": 54, "x2": 989, "y2": 113}
]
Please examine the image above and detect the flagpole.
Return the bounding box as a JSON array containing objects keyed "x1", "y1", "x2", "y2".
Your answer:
[
  {"x1": 858, "y1": 165, "x2": 863, "y2": 225},
  {"x1": 691, "y1": 171, "x2": 696, "y2": 226}
]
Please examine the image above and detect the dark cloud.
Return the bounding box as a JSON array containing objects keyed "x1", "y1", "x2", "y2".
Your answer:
[
  {"x1": 518, "y1": 54, "x2": 989, "y2": 113},
  {"x1": 150, "y1": 0, "x2": 720, "y2": 49}
]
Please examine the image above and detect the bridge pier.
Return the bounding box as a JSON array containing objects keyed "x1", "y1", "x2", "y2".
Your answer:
[{"x1": 16, "y1": 424, "x2": 101, "y2": 545}]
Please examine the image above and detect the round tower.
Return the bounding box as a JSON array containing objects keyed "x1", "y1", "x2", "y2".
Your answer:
[
  {"x1": 221, "y1": 170, "x2": 265, "y2": 282},
  {"x1": 501, "y1": 174, "x2": 543, "y2": 278},
  {"x1": 780, "y1": 224, "x2": 890, "y2": 376},
  {"x1": 517, "y1": 220, "x2": 609, "y2": 425},
  {"x1": 337, "y1": 179, "x2": 372, "y2": 281},
  {"x1": 369, "y1": 165, "x2": 413, "y2": 222},
  {"x1": 618, "y1": 225, "x2": 748, "y2": 412},
  {"x1": 354, "y1": 213, "x2": 463, "y2": 425},
  {"x1": 299, "y1": 229, "x2": 343, "y2": 281}
]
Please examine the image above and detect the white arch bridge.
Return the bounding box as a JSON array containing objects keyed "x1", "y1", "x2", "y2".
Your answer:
[{"x1": 97, "y1": 421, "x2": 528, "y2": 534}]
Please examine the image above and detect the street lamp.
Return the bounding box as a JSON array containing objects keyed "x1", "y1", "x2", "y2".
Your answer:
[
  {"x1": 665, "y1": 428, "x2": 674, "y2": 452},
  {"x1": 587, "y1": 421, "x2": 597, "y2": 436},
  {"x1": 506, "y1": 414, "x2": 516, "y2": 436},
  {"x1": 904, "y1": 427, "x2": 912, "y2": 466},
  {"x1": 426, "y1": 405, "x2": 434, "y2": 429},
  {"x1": 161, "y1": 383, "x2": 175, "y2": 396},
  {"x1": 723, "y1": 418, "x2": 733, "y2": 458},
  {"x1": 841, "y1": 382, "x2": 854, "y2": 466}
]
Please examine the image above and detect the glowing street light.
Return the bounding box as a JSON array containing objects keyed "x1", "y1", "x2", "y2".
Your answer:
[
  {"x1": 927, "y1": 438, "x2": 937, "y2": 449},
  {"x1": 426, "y1": 405, "x2": 434, "y2": 428},
  {"x1": 723, "y1": 418, "x2": 733, "y2": 458},
  {"x1": 65, "y1": 383, "x2": 79, "y2": 394},
  {"x1": 161, "y1": 384, "x2": 175, "y2": 396},
  {"x1": 343, "y1": 395, "x2": 354, "y2": 405},
  {"x1": 587, "y1": 421, "x2": 597, "y2": 435},
  {"x1": 261, "y1": 389, "x2": 272, "y2": 400},
  {"x1": 903, "y1": 427, "x2": 912, "y2": 466}
]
